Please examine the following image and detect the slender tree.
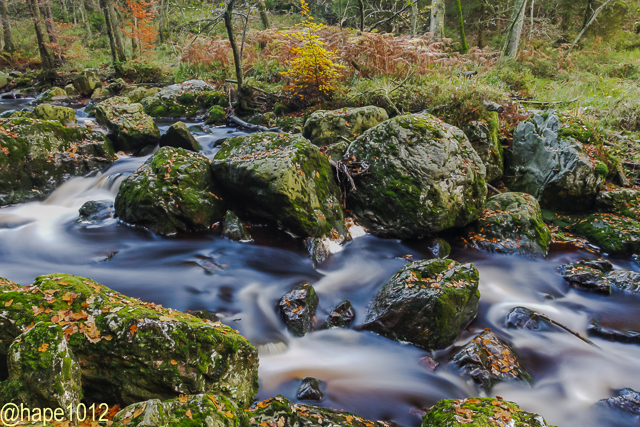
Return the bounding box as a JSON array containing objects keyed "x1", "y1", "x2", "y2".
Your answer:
[
  {"x1": 224, "y1": 0, "x2": 252, "y2": 112},
  {"x1": 27, "y1": 0, "x2": 56, "y2": 76},
  {"x1": 357, "y1": 0, "x2": 364, "y2": 32},
  {"x1": 456, "y1": 0, "x2": 468, "y2": 53},
  {"x1": 430, "y1": 0, "x2": 444, "y2": 38},
  {"x1": 411, "y1": 0, "x2": 417, "y2": 37},
  {"x1": 505, "y1": 0, "x2": 527, "y2": 58},
  {"x1": 257, "y1": 0, "x2": 270, "y2": 30},
  {"x1": 565, "y1": 0, "x2": 614, "y2": 57},
  {"x1": 477, "y1": 0, "x2": 486, "y2": 48},
  {"x1": 0, "y1": 0, "x2": 14, "y2": 52}
]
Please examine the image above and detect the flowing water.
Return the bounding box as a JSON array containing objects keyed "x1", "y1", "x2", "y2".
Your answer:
[{"x1": 1, "y1": 100, "x2": 639, "y2": 426}]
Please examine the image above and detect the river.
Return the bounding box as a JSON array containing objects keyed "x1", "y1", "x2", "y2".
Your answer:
[{"x1": 1, "y1": 99, "x2": 639, "y2": 427}]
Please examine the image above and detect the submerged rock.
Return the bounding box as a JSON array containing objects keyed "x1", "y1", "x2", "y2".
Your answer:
[
  {"x1": 505, "y1": 307, "x2": 542, "y2": 330},
  {"x1": 141, "y1": 80, "x2": 227, "y2": 118},
  {"x1": 607, "y1": 269, "x2": 640, "y2": 294},
  {"x1": 322, "y1": 300, "x2": 355, "y2": 329},
  {"x1": 599, "y1": 388, "x2": 640, "y2": 416},
  {"x1": 159, "y1": 121, "x2": 202, "y2": 152},
  {"x1": 588, "y1": 319, "x2": 640, "y2": 344},
  {"x1": 0, "y1": 322, "x2": 82, "y2": 409},
  {"x1": 222, "y1": 210, "x2": 252, "y2": 242},
  {"x1": 94, "y1": 96, "x2": 160, "y2": 154},
  {"x1": 465, "y1": 192, "x2": 551, "y2": 258},
  {"x1": 422, "y1": 397, "x2": 553, "y2": 427},
  {"x1": 212, "y1": 132, "x2": 346, "y2": 239},
  {"x1": 32, "y1": 104, "x2": 76, "y2": 125},
  {"x1": 0, "y1": 117, "x2": 115, "y2": 206},
  {"x1": 115, "y1": 147, "x2": 225, "y2": 235},
  {"x1": 505, "y1": 110, "x2": 604, "y2": 211},
  {"x1": 72, "y1": 68, "x2": 101, "y2": 95},
  {"x1": 296, "y1": 377, "x2": 323, "y2": 401},
  {"x1": 464, "y1": 112, "x2": 504, "y2": 182},
  {"x1": 112, "y1": 393, "x2": 243, "y2": 426},
  {"x1": 303, "y1": 106, "x2": 389, "y2": 146},
  {"x1": 425, "y1": 237, "x2": 452, "y2": 259},
  {"x1": 452, "y1": 330, "x2": 532, "y2": 391},
  {"x1": 558, "y1": 259, "x2": 639, "y2": 294},
  {"x1": 278, "y1": 283, "x2": 319, "y2": 337},
  {"x1": 345, "y1": 113, "x2": 487, "y2": 239},
  {"x1": 361, "y1": 259, "x2": 480, "y2": 350},
  {"x1": 0, "y1": 274, "x2": 259, "y2": 406},
  {"x1": 595, "y1": 188, "x2": 640, "y2": 220},
  {"x1": 78, "y1": 200, "x2": 114, "y2": 222}
]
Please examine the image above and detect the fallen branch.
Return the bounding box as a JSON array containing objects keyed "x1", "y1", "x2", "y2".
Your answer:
[
  {"x1": 517, "y1": 97, "x2": 578, "y2": 107},
  {"x1": 487, "y1": 183, "x2": 502, "y2": 194},
  {"x1": 227, "y1": 114, "x2": 283, "y2": 133},
  {"x1": 225, "y1": 79, "x2": 289, "y2": 100},
  {"x1": 527, "y1": 311, "x2": 601, "y2": 349}
]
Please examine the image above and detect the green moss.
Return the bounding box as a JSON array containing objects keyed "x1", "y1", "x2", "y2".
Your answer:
[
  {"x1": 595, "y1": 161, "x2": 609, "y2": 177},
  {"x1": 206, "y1": 105, "x2": 227, "y2": 125},
  {"x1": 274, "y1": 103, "x2": 288, "y2": 116}
]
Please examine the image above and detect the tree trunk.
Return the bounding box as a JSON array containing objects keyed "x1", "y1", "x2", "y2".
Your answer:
[
  {"x1": 429, "y1": 0, "x2": 444, "y2": 38},
  {"x1": 560, "y1": 0, "x2": 573, "y2": 40},
  {"x1": 411, "y1": 0, "x2": 417, "y2": 37},
  {"x1": 456, "y1": 0, "x2": 468, "y2": 53},
  {"x1": 529, "y1": 0, "x2": 534, "y2": 39},
  {"x1": 257, "y1": 0, "x2": 270, "y2": 30},
  {"x1": 357, "y1": 0, "x2": 364, "y2": 32},
  {"x1": 582, "y1": 0, "x2": 594, "y2": 30},
  {"x1": 99, "y1": 0, "x2": 118, "y2": 64},
  {"x1": 477, "y1": 1, "x2": 486, "y2": 48},
  {"x1": 0, "y1": 0, "x2": 14, "y2": 52},
  {"x1": 80, "y1": 0, "x2": 92, "y2": 37},
  {"x1": 565, "y1": 0, "x2": 614, "y2": 57},
  {"x1": 28, "y1": 0, "x2": 56, "y2": 76},
  {"x1": 109, "y1": 0, "x2": 126, "y2": 61},
  {"x1": 224, "y1": 0, "x2": 252, "y2": 112},
  {"x1": 505, "y1": 0, "x2": 527, "y2": 58}
]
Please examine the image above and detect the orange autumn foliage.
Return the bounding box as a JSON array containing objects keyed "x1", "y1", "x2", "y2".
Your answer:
[{"x1": 120, "y1": 0, "x2": 158, "y2": 53}]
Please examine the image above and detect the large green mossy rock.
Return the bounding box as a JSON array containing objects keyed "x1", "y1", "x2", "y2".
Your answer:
[
  {"x1": 595, "y1": 188, "x2": 640, "y2": 220},
  {"x1": 112, "y1": 394, "x2": 243, "y2": 427},
  {"x1": 464, "y1": 112, "x2": 503, "y2": 182},
  {"x1": 505, "y1": 110, "x2": 604, "y2": 212},
  {"x1": 302, "y1": 106, "x2": 389, "y2": 146},
  {"x1": 34, "y1": 87, "x2": 67, "y2": 104},
  {"x1": 0, "y1": 322, "x2": 82, "y2": 409},
  {"x1": 345, "y1": 113, "x2": 487, "y2": 239},
  {"x1": 115, "y1": 147, "x2": 226, "y2": 235},
  {"x1": 0, "y1": 117, "x2": 115, "y2": 206},
  {"x1": 422, "y1": 397, "x2": 555, "y2": 427},
  {"x1": 0, "y1": 71, "x2": 8, "y2": 89},
  {"x1": 141, "y1": 80, "x2": 227, "y2": 118},
  {"x1": 94, "y1": 96, "x2": 160, "y2": 153},
  {"x1": 465, "y1": 192, "x2": 551, "y2": 258},
  {"x1": 0, "y1": 274, "x2": 259, "y2": 407},
  {"x1": 212, "y1": 132, "x2": 346, "y2": 239},
  {"x1": 159, "y1": 121, "x2": 202, "y2": 152},
  {"x1": 570, "y1": 213, "x2": 640, "y2": 255},
  {"x1": 362, "y1": 259, "x2": 480, "y2": 350},
  {"x1": 32, "y1": 104, "x2": 76, "y2": 125},
  {"x1": 72, "y1": 68, "x2": 101, "y2": 94}
]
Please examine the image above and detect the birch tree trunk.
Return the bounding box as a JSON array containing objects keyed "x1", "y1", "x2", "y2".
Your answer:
[
  {"x1": 429, "y1": 0, "x2": 445, "y2": 38},
  {"x1": 505, "y1": 0, "x2": 527, "y2": 58},
  {"x1": 411, "y1": 0, "x2": 417, "y2": 37}
]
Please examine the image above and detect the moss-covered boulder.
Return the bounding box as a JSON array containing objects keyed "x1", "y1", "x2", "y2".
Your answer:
[
  {"x1": 278, "y1": 283, "x2": 319, "y2": 337},
  {"x1": 72, "y1": 68, "x2": 101, "y2": 94},
  {"x1": 452, "y1": 330, "x2": 532, "y2": 391},
  {"x1": 222, "y1": 211, "x2": 252, "y2": 242},
  {"x1": 94, "y1": 96, "x2": 160, "y2": 153},
  {"x1": 115, "y1": 147, "x2": 226, "y2": 235},
  {"x1": 0, "y1": 117, "x2": 115, "y2": 206},
  {"x1": 345, "y1": 113, "x2": 487, "y2": 239},
  {"x1": 33, "y1": 87, "x2": 68, "y2": 105},
  {"x1": 422, "y1": 397, "x2": 554, "y2": 427},
  {"x1": 64, "y1": 83, "x2": 77, "y2": 96},
  {"x1": 159, "y1": 121, "x2": 202, "y2": 152},
  {"x1": 303, "y1": 106, "x2": 389, "y2": 146},
  {"x1": 141, "y1": 80, "x2": 227, "y2": 118},
  {"x1": 0, "y1": 273, "x2": 259, "y2": 407},
  {"x1": 568, "y1": 213, "x2": 640, "y2": 255},
  {"x1": 246, "y1": 395, "x2": 397, "y2": 427},
  {"x1": 32, "y1": 104, "x2": 76, "y2": 125},
  {"x1": 212, "y1": 132, "x2": 346, "y2": 239},
  {"x1": 205, "y1": 105, "x2": 227, "y2": 125},
  {"x1": 558, "y1": 259, "x2": 613, "y2": 293},
  {"x1": 464, "y1": 112, "x2": 503, "y2": 182},
  {"x1": 361, "y1": 259, "x2": 480, "y2": 350},
  {"x1": 111, "y1": 393, "x2": 243, "y2": 427},
  {"x1": 464, "y1": 192, "x2": 551, "y2": 258},
  {"x1": 595, "y1": 188, "x2": 640, "y2": 220},
  {"x1": 0, "y1": 71, "x2": 7, "y2": 89},
  {"x1": 505, "y1": 110, "x2": 604, "y2": 211},
  {"x1": 0, "y1": 322, "x2": 82, "y2": 409}
]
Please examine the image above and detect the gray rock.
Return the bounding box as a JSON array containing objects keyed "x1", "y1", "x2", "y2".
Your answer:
[
  {"x1": 222, "y1": 210, "x2": 252, "y2": 242},
  {"x1": 32, "y1": 104, "x2": 76, "y2": 125},
  {"x1": 346, "y1": 113, "x2": 487, "y2": 239},
  {"x1": 296, "y1": 377, "x2": 323, "y2": 401},
  {"x1": 0, "y1": 71, "x2": 8, "y2": 89},
  {"x1": 599, "y1": 388, "x2": 640, "y2": 416},
  {"x1": 505, "y1": 307, "x2": 541, "y2": 330},
  {"x1": 159, "y1": 121, "x2": 202, "y2": 152},
  {"x1": 595, "y1": 188, "x2": 640, "y2": 220},
  {"x1": 607, "y1": 269, "x2": 640, "y2": 294},
  {"x1": 78, "y1": 200, "x2": 114, "y2": 222},
  {"x1": 322, "y1": 300, "x2": 355, "y2": 329},
  {"x1": 589, "y1": 319, "x2": 640, "y2": 344},
  {"x1": 505, "y1": 110, "x2": 604, "y2": 211},
  {"x1": 72, "y1": 68, "x2": 101, "y2": 94},
  {"x1": 464, "y1": 112, "x2": 504, "y2": 182},
  {"x1": 303, "y1": 106, "x2": 389, "y2": 146},
  {"x1": 424, "y1": 237, "x2": 451, "y2": 259},
  {"x1": 278, "y1": 283, "x2": 319, "y2": 337},
  {"x1": 141, "y1": 80, "x2": 226, "y2": 118},
  {"x1": 558, "y1": 259, "x2": 613, "y2": 293},
  {"x1": 34, "y1": 87, "x2": 67, "y2": 104}
]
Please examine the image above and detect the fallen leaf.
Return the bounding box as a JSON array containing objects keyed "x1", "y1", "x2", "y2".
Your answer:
[{"x1": 38, "y1": 343, "x2": 49, "y2": 352}]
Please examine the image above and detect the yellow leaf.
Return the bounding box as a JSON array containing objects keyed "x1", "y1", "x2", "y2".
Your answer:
[
  {"x1": 38, "y1": 343, "x2": 50, "y2": 352},
  {"x1": 4, "y1": 299, "x2": 13, "y2": 307}
]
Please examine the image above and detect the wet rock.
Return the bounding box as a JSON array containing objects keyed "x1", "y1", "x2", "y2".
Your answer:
[
  {"x1": 0, "y1": 117, "x2": 115, "y2": 206},
  {"x1": 425, "y1": 237, "x2": 451, "y2": 259},
  {"x1": 90, "y1": 86, "x2": 109, "y2": 102},
  {"x1": 189, "y1": 310, "x2": 224, "y2": 322},
  {"x1": 141, "y1": 80, "x2": 227, "y2": 118},
  {"x1": 159, "y1": 121, "x2": 203, "y2": 152},
  {"x1": 0, "y1": 274, "x2": 259, "y2": 407},
  {"x1": 558, "y1": 260, "x2": 612, "y2": 293},
  {"x1": 32, "y1": 104, "x2": 76, "y2": 125},
  {"x1": 345, "y1": 113, "x2": 487, "y2": 239},
  {"x1": 606, "y1": 269, "x2": 640, "y2": 293},
  {"x1": 361, "y1": 259, "x2": 480, "y2": 350},
  {"x1": 322, "y1": 140, "x2": 349, "y2": 161},
  {"x1": 452, "y1": 330, "x2": 532, "y2": 391},
  {"x1": 64, "y1": 83, "x2": 77, "y2": 96},
  {"x1": 205, "y1": 105, "x2": 227, "y2": 125},
  {"x1": 322, "y1": 300, "x2": 355, "y2": 329},
  {"x1": 588, "y1": 319, "x2": 640, "y2": 344},
  {"x1": 115, "y1": 147, "x2": 226, "y2": 235},
  {"x1": 246, "y1": 395, "x2": 398, "y2": 427},
  {"x1": 422, "y1": 397, "x2": 553, "y2": 427},
  {"x1": 595, "y1": 188, "x2": 640, "y2": 220},
  {"x1": 419, "y1": 356, "x2": 439, "y2": 371},
  {"x1": 94, "y1": 96, "x2": 161, "y2": 154},
  {"x1": 0, "y1": 71, "x2": 7, "y2": 89},
  {"x1": 569, "y1": 213, "x2": 640, "y2": 256},
  {"x1": 464, "y1": 112, "x2": 503, "y2": 182},
  {"x1": 34, "y1": 87, "x2": 67, "y2": 104},
  {"x1": 72, "y1": 68, "x2": 101, "y2": 95},
  {"x1": 126, "y1": 86, "x2": 159, "y2": 103},
  {"x1": 296, "y1": 377, "x2": 323, "y2": 401},
  {"x1": 505, "y1": 110, "x2": 604, "y2": 211},
  {"x1": 0, "y1": 322, "x2": 82, "y2": 409},
  {"x1": 112, "y1": 393, "x2": 243, "y2": 426},
  {"x1": 278, "y1": 283, "x2": 319, "y2": 337},
  {"x1": 305, "y1": 237, "x2": 331, "y2": 267},
  {"x1": 303, "y1": 106, "x2": 389, "y2": 146},
  {"x1": 465, "y1": 192, "x2": 551, "y2": 258},
  {"x1": 505, "y1": 307, "x2": 542, "y2": 330},
  {"x1": 212, "y1": 132, "x2": 346, "y2": 239},
  {"x1": 599, "y1": 388, "x2": 640, "y2": 416},
  {"x1": 222, "y1": 210, "x2": 252, "y2": 242},
  {"x1": 78, "y1": 200, "x2": 114, "y2": 222}
]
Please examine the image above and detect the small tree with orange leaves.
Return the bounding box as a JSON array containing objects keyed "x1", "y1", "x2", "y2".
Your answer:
[{"x1": 120, "y1": 0, "x2": 158, "y2": 55}]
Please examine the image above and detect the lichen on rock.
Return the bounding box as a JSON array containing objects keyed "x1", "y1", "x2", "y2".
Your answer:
[{"x1": 303, "y1": 106, "x2": 389, "y2": 146}]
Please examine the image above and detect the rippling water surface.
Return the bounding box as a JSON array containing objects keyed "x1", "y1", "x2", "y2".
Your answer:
[{"x1": 1, "y1": 100, "x2": 639, "y2": 427}]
